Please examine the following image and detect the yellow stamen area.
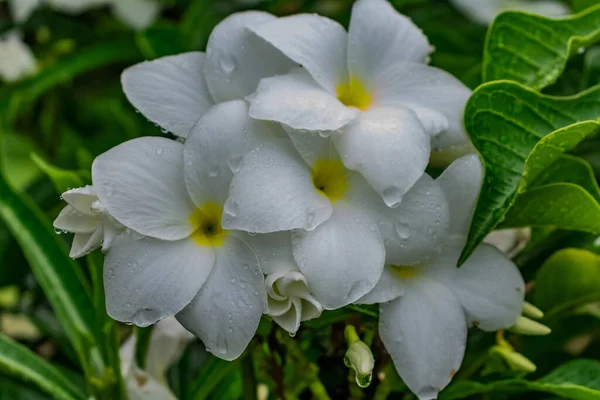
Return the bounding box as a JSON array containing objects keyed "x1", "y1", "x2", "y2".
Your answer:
[
  {"x1": 312, "y1": 160, "x2": 348, "y2": 203},
  {"x1": 390, "y1": 265, "x2": 419, "y2": 280},
  {"x1": 189, "y1": 202, "x2": 227, "y2": 247},
  {"x1": 337, "y1": 76, "x2": 372, "y2": 110}
]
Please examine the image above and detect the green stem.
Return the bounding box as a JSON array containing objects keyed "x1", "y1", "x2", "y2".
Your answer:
[
  {"x1": 309, "y1": 379, "x2": 332, "y2": 400},
  {"x1": 241, "y1": 352, "x2": 257, "y2": 400}
]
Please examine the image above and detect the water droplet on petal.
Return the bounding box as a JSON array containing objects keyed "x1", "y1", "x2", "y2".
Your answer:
[
  {"x1": 395, "y1": 222, "x2": 410, "y2": 239},
  {"x1": 382, "y1": 187, "x2": 402, "y2": 208},
  {"x1": 208, "y1": 165, "x2": 219, "y2": 177},
  {"x1": 219, "y1": 53, "x2": 236, "y2": 74}
]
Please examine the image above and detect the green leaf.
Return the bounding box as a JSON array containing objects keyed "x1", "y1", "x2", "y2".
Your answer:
[
  {"x1": 459, "y1": 81, "x2": 600, "y2": 264},
  {"x1": 187, "y1": 355, "x2": 239, "y2": 400},
  {"x1": 533, "y1": 248, "x2": 600, "y2": 316},
  {"x1": 529, "y1": 155, "x2": 600, "y2": 202},
  {"x1": 484, "y1": 5, "x2": 600, "y2": 89},
  {"x1": 30, "y1": 153, "x2": 89, "y2": 195},
  {"x1": 0, "y1": 144, "x2": 100, "y2": 375},
  {"x1": 441, "y1": 359, "x2": 600, "y2": 400},
  {"x1": 0, "y1": 334, "x2": 87, "y2": 400}
]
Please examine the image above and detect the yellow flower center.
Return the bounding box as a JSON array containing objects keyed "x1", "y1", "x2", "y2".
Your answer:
[
  {"x1": 390, "y1": 265, "x2": 420, "y2": 280},
  {"x1": 337, "y1": 76, "x2": 372, "y2": 110},
  {"x1": 312, "y1": 159, "x2": 348, "y2": 203},
  {"x1": 189, "y1": 202, "x2": 227, "y2": 247}
]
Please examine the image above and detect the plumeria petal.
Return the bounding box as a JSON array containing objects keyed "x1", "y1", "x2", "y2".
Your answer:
[
  {"x1": 371, "y1": 63, "x2": 471, "y2": 148},
  {"x1": 61, "y1": 185, "x2": 97, "y2": 215},
  {"x1": 355, "y1": 266, "x2": 405, "y2": 304},
  {"x1": 333, "y1": 106, "x2": 429, "y2": 207},
  {"x1": 176, "y1": 235, "x2": 264, "y2": 361},
  {"x1": 104, "y1": 230, "x2": 215, "y2": 327},
  {"x1": 243, "y1": 231, "x2": 296, "y2": 275},
  {"x1": 92, "y1": 137, "x2": 196, "y2": 241},
  {"x1": 283, "y1": 125, "x2": 338, "y2": 166},
  {"x1": 183, "y1": 100, "x2": 276, "y2": 206},
  {"x1": 378, "y1": 175, "x2": 449, "y2": 265},
  {"x1": 70, "y1": 229, "x2": 104, "y2": 259},
  {"x1": 0, "y1": 32, "x2": 37, "y2": 82},
  {"x1": 448, "y1": 243, "x2": 525, "y2": 331},
  {"x1": 54, "y1": 205, "x2": 99, "y2": 233},
  {"x1": 436, "y1": 154, "x2": 483, "y2": 238},
  {"x1": 249, "y1": 68, "x2": 357, "y2": 131},
  {"x1": 266, "y1": 270, "x2": 322, "y2": 334},
  {"x1": 121, "y1": 53, "x2": 214, "y2": 138},
  {"x1": 292, "y1": 203, "x2": 385, "y2": 309},
  {"x1": 100, "y1": 214, "x2": 124, "y2": 252},
  {"x1": 379, "y1": 279, "x2": 466, "y2": 400},
  {"x1": 249, "y1": 14, "x2": 348, "y2": 93},
  {"x1": 204, "y1": 11, "x2": 294, "y2": 102},
  {"x1": 7, "y1": 0, "x2": 41, "y2": 22},
  {"x1": 347, "y1": 0, "x2": 430, "y2": 82},
  {"x1": 223, "y1": 139, "x2": 332, "y2": 233}
]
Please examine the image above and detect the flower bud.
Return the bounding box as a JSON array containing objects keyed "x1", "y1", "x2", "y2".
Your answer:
[
  {"x1": 510, "y1": 316, "x2": 551, "y2": 335},
  {"x1": 491, "y1": 346, "x2": 537, "y2": 373},
  {"x1": 344, "y1": 326, "x2": 374, "y2": 388},
  {"x1": 522, "y1": 301, "x2": 544, "y2": 320}
]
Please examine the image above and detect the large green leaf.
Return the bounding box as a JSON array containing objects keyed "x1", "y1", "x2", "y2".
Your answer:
[
  {"x1": 441, "y1": 359, "x2": 600, "y2": 400},
  {"x1": 533, "y1": 248, "x2": 600, "y2": 316},
  {"x1": 484, "y1": 5, "x2": 600, "y2": 89},
  {"x1": 187, "y1": 355, "x2": 240, "y2": 400},
  {"x1": 459, "y1": 81, "x2": 600, "y2": 263},
  {"x1": 0, "y1": 334, "x2": 87, "y2": 400},
  {"x1": 0, "y1": 144, "x2": 99, "y2": 374}
]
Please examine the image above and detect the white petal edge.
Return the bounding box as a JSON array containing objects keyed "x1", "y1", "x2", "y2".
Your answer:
[
  {"x1": 104, "y1": 230, "x2": 215, "y2": 327},
  {"x1": 176, "y1": 234, "x2": 264, "y2": 361},
  {"x1": 121, "y1": 52, "x2": 214, "y2": 138},
  {"x1": 249, "y1": 68, "x2": 357, "y2": 132},
  {"x1": 183, "y1": 100, "x2": 276, "y2": 206},
  {"x1": 204, "y1": 11, "x2": 295, "y2": 102},
  {"x1": 92, "y1": 137, "x2": 196, "y2": 241},
  {"x1": 292, "y1": 203, "x2": 385, "y2": 309},
  {"x1": 379, "y1": 279, "x2": 466, "y2": 400},
  {"x1": 333, "y1": 106, "x2": 429, "y2": 207},
  {"x1": 436, "y1": 154, "x2": 483, "y2": 238},
  {"x1": 448, "y1": 243, "x2": 525, "y2": 331},
  {"x1": 223, "y1": 139, "x2": 332, "y2": 233},
  {"x1": 347, "y1": 0, "x2": 430, "y2": 82},
  {"x1": 248, "y1": 14, "x2": 348, "y2": 93}
]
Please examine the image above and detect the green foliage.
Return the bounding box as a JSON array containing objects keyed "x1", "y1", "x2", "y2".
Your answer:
[
  {"x1": 484, "y1": 5, "x2": 600, "y2": 89},
  {"x1": 0, "y1": 333, "x2": 86, "y2": 400},
  {"x1": 30, "y1": 153, "x2": 89, "y2": 195},
  {"x1": 460, "y1": 81, "x2": 600, "y2": 263},
  {"x1": 534, "y1": 248, "x2": 600, "y2": 316},
  {"x1": 441, "y1": 360, "x2": 600, "y2": 400}
]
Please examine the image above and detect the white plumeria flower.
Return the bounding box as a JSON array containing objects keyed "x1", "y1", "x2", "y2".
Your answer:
[
  {"x1": 120, "y1": 318, "x2": 193, "y2": 400},
  {"x1": 450, "y1": 0, "x2": 569, "y2": 25},
  {"x1": 93, "y1": 101, "x2": 281, "y2": 360},
  {"x1": 246, "y1": 0, "x2": 471, "y2": 206},
  {"x1": 223, "y1": 133, "x2": 450, "y2": 309},
  {"x1": 360, "y1": 155, "x2": 525, "y2": 400},
  {"x1": 0, "y1": 32, "x2": 37, "y2": 83},
  {"x1": 53, "y1": 186, "x2": 124, "y2": 258},
  {"x1": 121, "y1": 11, "x2": 294, "y2": 138},
  {"x1": 247, "y1": 232, "x2": 322, "y2": 334}
]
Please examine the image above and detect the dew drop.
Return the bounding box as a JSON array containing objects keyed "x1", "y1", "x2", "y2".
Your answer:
[
  {"x1": 224, "y1": 197, "x2": 239, "y2": 217},
  {"x1": 395, "y1": 222, "x2": 410, "y2": 239},
  {"x1": 289, "y1": 331, "x2": 296, "y2": 337},
  {"x1": 382, "y1": 187, "x2": 402, "y2": 208},
  {"x1": 227, "y1": 155, "x2": 243, "y2": 172},
  {"x1": 355, "y1": 372, "x2": 372, "y2": 388},
  {"x1": 155, "y1": 146, "x2": 164, "y2": 155},
  {"x1": 219, "y1": 53, "x2": 237, "y2": 74},
  {"x1": 208, "y1": 165, "x2": 219, "y2": 177}
]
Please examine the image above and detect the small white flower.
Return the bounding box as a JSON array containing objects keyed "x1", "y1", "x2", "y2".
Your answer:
[
  {"x1": 121, "y1": 11, "x2": 295, "y2": 138},
  {"x1": 223, "y1": 133, "x2": 449, "y2": 309},
  {"x1": 0, "y1": 32, "x2": 37, "y2": 83},
  {"x1": 246, "y1": 0, "x2": 471, "y2": 206},
  {"x1": 450, "y1": 0, "x2": 569, "y2": 25},
  {"x1": 361, "y1": 155, "x2": 525, "y2": 400},
  {"x1": 53, "y1": 186, "x2": 123, "y2": 258},
  {"x1": 247, "y1": 232, "x2": 322, "y2": 334},
  {"x1": 92, "y1": 101, "x2": 280, "y2": 360}
]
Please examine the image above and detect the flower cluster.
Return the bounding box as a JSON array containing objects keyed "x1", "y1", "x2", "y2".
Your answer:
[{"x1": 54, "y1": 0, "x2": 526, "y2": 398}]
